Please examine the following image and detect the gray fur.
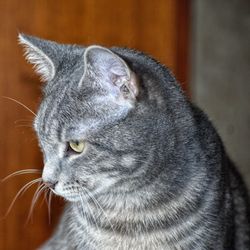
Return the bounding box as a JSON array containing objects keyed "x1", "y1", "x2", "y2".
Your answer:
[{"x1": 19, "y1": 34, "x2": 250, "y2": 250}]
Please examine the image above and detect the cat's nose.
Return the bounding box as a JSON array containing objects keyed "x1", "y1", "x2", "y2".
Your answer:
[{"x1": 44, "y1": 180, "x2": 58, "y2": 189}]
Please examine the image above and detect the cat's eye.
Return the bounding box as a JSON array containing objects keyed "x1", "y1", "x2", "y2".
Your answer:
[{"x1": 68, "y1": 140, "x2": 85, "y2": 153}]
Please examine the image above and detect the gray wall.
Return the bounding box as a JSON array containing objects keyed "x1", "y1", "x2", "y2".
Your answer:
[{"x1": 191, "y1": 0, "x2": 250, "y2": 187}]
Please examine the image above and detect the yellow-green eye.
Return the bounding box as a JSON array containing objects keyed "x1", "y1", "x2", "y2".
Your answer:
[{"x1": 68, "y1": 140, "x2": 85, "y2": 153}]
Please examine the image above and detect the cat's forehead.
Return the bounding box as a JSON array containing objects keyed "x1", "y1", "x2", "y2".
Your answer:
[
  {"x1": 35, "y1": 92, "x2": 92, "y2": 136},
  {"x1": 35, "y1": 86, "x2": 131, "y2": 144},
  {"x1": 34, "y1": 87, "x2": 114, "y2": 143}
]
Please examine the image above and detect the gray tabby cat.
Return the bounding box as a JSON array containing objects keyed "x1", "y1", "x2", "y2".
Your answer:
[{"x1": 19, "y1": 34, "x2": 250, "y2": 250}]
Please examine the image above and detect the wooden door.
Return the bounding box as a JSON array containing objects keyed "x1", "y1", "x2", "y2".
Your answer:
[{"x1": 0, "y1": 0, "x2": 190, "y2": 249}]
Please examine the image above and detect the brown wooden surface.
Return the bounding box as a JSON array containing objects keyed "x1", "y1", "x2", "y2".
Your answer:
[{"x1": 0, "y1": 0, "x2": 190, "y2": 249}]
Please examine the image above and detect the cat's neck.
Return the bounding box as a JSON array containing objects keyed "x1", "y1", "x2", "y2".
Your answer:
[
  {"x1": 66, "y1": 169, "x2": 217, "y2": 249},
  {"x1": 72, "y1": 168, "x2": 208, "y2": 230}
]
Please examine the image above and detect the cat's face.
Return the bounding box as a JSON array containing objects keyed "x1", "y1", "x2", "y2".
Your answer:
[{"x1": 19, "y1": 34, "x2": 140, "y2": 202}]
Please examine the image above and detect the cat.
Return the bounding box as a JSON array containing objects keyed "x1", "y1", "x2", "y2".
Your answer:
[{"x1": 19, "y1": 33, "x2": 250, "y2": 250}]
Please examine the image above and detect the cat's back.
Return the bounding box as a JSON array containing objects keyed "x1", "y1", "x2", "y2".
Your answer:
[
  {"x1": 229, "y1": 161, "x2": 250, "y2": 249},
  {"x1": 192, "y1": 104, "x2": 250, "y2": 249}
]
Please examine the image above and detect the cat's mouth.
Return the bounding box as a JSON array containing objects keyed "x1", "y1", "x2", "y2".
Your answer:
[
  {"x1": 49, "y1": 181, "x2": 94, "y2": 203},
  {"x1": 51, "y1": 186, "x2": 84, "y2": 202}
]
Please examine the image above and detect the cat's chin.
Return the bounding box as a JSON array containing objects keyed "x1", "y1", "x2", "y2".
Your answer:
[
  {"x1": 51, "y1": 188, "x2": 81, "y2": 202},
  {"x1": 57, "y1": 193, "x2": 82, "y2": 202},
  {"x1": 63, "y1": 195, "x2": 81, "y2": 203}
]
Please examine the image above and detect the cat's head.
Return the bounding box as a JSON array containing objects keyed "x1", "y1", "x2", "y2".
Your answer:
[{"x1": 19, "y1": 34, "x2": 146, "y2": 202}]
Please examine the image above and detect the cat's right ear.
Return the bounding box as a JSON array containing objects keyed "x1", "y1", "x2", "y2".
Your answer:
[{"x1": 18, "y1": 33, "x2": 57, "y2": 82}]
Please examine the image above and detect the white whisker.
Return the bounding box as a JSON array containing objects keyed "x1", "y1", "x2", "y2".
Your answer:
[
  {"x1": 14, "y1": 119, "x2": 33, "y2": 124},
  {"x1": 48, "y1": 190, "x2": 53, "y2": 224},
  {"x1": 79, "y1": 193, "x2": 88, "y2": 226},
  {"x1": 26, "y1": 183, "x2": 47, "y2": 223},
  {"x1": 79, "y1": 191, "x2": 98, "y2": 237},
  {"x1": 1, "y1": 169, "x2": 41, "y2": 183},
  {"x1": 80, "y1": 189, "x2": 102, "y2": 241},
  {"x1": 2, "y1": 177, "x2": 42, "y2": 219},
  {"x1": 84, "y1": 188, "x2": 115, "y2": 234},
  {"x1": 39, "y1": 189, "x2": 48, "y2": 208},
  {"x1": 2, "y1": 96, "x2": 36, "y2": 117}
]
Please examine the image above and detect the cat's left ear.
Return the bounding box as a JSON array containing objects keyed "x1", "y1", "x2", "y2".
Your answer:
[
  {"x1": 82, "y1": 46, "x2": 139, "y2": 100},
  {"x1": 18, "y1": 33, "x2": 57, "y2": 82}
]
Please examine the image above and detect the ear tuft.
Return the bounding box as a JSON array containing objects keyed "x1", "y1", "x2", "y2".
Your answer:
[{"x1": 18, "y1": 33, "x2": 56, "y2": 82}]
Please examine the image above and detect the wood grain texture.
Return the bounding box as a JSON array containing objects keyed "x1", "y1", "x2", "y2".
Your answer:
[{"x1": 0, "y1": 0, "x2": 190, "y2": 249}]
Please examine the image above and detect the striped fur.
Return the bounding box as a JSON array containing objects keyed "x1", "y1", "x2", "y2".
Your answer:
[{"x1": 19, "y1": 34, "x2": 250, "y2": 250}]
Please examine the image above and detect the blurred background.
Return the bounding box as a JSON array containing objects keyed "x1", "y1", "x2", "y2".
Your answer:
[{"x1": 0, "y1": 0, "x2": 249, "y2": 249}]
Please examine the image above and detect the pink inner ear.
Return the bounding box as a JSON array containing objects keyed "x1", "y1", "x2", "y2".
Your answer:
[
  {"x1": 109, "y1": 70, "x2": 139, "y2": 100},
  {"x1": 129, "y1": 72, "x2": 139, "y2": 98}
]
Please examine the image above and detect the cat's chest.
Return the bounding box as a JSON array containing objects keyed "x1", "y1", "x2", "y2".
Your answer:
[
  {"x1": 70, "y1": 217, "x2": 187, "y2": 250},
  {"x1": 79, "y1": 231, "x2": 175, "y2": 250},
  {"x1": 68, "y1": 206, "x2": 197, "y2": 250}
]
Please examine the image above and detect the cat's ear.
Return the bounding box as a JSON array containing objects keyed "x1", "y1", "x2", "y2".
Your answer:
[
  {"x1": 82, "y1": 46, "x2": 139, "y2": 100},
  {"x1": 18, "y1": 33, "x2": 56, "y2": 82}
]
